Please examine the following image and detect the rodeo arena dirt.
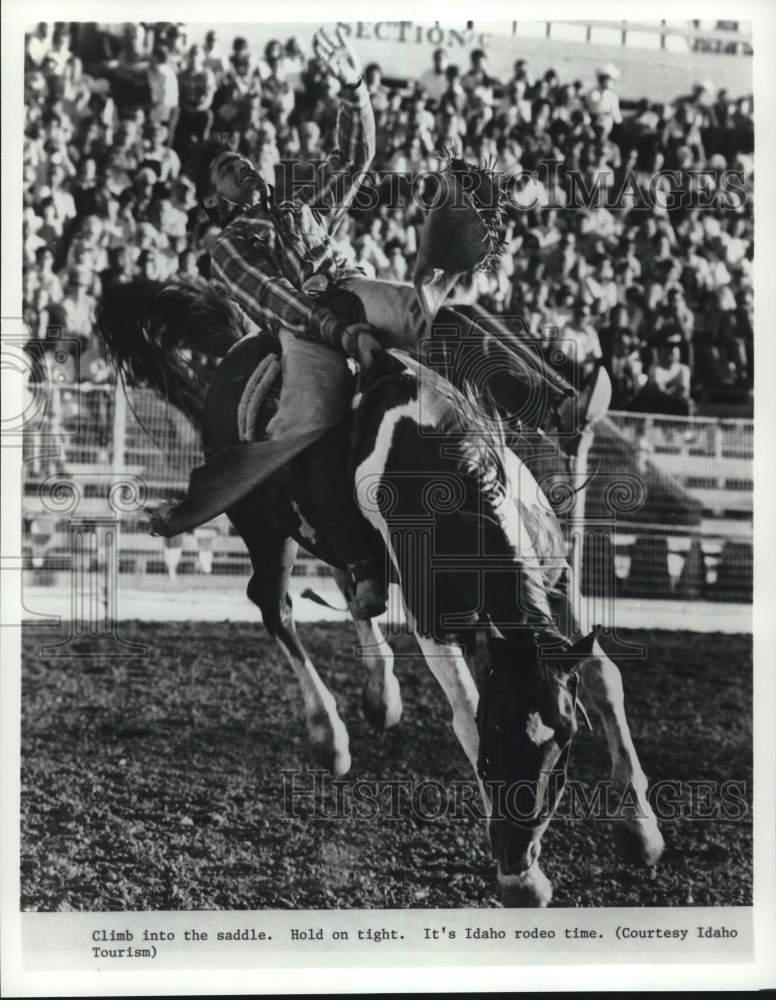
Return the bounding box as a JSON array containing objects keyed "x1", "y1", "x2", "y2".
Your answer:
[{"x1": 5, "y1": 11, "x2": 773, "y2": 993}]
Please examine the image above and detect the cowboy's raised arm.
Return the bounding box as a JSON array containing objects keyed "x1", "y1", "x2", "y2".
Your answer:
[{"x1": 293, "y1": 27, "x2": 375, "y2": 221}]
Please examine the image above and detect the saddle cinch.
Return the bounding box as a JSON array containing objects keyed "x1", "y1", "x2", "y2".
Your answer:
[{"x1": 150, "y1": 332, "x2": 343, "y2": 538}]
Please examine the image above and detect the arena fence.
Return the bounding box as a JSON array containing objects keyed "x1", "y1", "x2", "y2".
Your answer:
[
  {"x1": 21, "y1": 384, "x2": 753, "y2": 606},
  {"x1": 511, "y1": 19, "x2": 752, "y2": 54}
]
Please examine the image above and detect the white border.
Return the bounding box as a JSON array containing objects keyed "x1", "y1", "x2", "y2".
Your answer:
[{"x1": 2, "y1": 0, "x2": 775, "y2": 993}]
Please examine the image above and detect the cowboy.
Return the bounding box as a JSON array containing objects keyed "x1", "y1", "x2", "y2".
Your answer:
[
  {"x1": 155, "y1": 26, "x2": 391, "y2": 620},
  {"x1": 153, "y1": 27, "x2": 572, "y2": 619}
]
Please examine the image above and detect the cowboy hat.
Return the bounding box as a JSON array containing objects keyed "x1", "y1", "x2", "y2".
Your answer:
[{"x1": 413, "y1": 157, "x2": 504, "y2": 323}]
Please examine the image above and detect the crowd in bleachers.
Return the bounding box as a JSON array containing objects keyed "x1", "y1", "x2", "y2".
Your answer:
[{"x1": 23, "y1": 21, "x2": 754, "y2": 416}]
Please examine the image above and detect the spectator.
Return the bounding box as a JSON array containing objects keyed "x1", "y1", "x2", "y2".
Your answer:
[
  {"x1": 62, "y1": 265, "x2": 97, "y2": 340},
  {"x1": 177, "y1": 248, "x2": 207, "y2": 287},
  {"x1": 148, "y1": 46, "x2": 180, "y2": 128},
  {"x1": 733, "y1": 287, "x2": 753, "y2": 383},
  {"x1": 72, "y1": 156, "x2": 100, "y2": 216},
  {"x1": 228, "y1": 36, "x2": 253, "y2": 74},
  {"x1": 296, "y1": 119, "x2": 322, "y2": 162},
  {"x1": 555, "y1": 302, "x2": 602, "y2": 378},
  {"x1": 35, "y1": 246, "x2": 65, "y2": 303},
  {"x1": 608, "y1": 337, "x2": 646, "y2": 409},
  {"x1": 378, "y1": 239, "x2": 409, "y2": 282},
  {"x1": 141, "y1": 122, "x2": 181, "y2": 182},
  {"x1": 461, "y1": 49, "x2": 500, "y2": 106},
  {"x1": 258, "y1": 39, "x2": 295, "y2": 122},
  {"x1": 175, "y1": 45, "x2": 216, "y2": 153},
  {"x1": 164, "y1": 24, "x2": 189, "y2": 69},
  {"x1": 586, "y1": 63, "x2": 623, "y2": 136},
  {"x1": 66, "y1": 214, "x2": 109, "y2": 274},
  {"x1": 27, "y1": 22, "x2": 54, "y2": 69},
  {"x1": 503, "y1": 75, "x2": 533, "y2": 124},
  {"x1": 137, "y1": 247, "x2": 163, "y2": 281},
  {"x1": 114, "y1": 23, "x2": 152, "y2": 107},
  {"x1": 418, "y1": 48, "x2": 449, "y2": 104},
  {"x1": 36, "y1": 198, "x2": 63, "y2": 254},
  {"x1": 583, "y1": 255, "x2": 618, "y2": 314},
  {"x1": 282, "y1": 37, "x2": 307, "y2": 91},
  {"x1": 20, "y1": 19, "x2": 755, "y2": 420},
  {"x1": 214, "y1": 50, "x2": 261, "y2": 132},
  {"x1": 149, "y1": 195, "x2": 188, "y2": 242},
  {"x1": 635, "y1": 336, "x2": 692, "y2": 414},
  {"x1": 44, "y1": 24, "x2": 82, "y2": 100},
  {"x1": 102, "y1": 245, "x2": 138, "y2": 287},
  {"x1": 350, "y1": 235, "x2": 377, "y2": 279},
  {"x1": 364, "y1": 63, "x2": 389, "y2": 113},
  {"x1": 202, "y1": 30, "x2": 227, "y2": 83}
]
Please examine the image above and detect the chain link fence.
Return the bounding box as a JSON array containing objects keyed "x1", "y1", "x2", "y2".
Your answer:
[{"x1": 22, "y1": 384, "x2": 753, "y2": 604}]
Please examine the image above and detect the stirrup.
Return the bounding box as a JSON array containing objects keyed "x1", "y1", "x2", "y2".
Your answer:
[{"x1": 350, "y1": 577, "x2": 387, "y2": 621}]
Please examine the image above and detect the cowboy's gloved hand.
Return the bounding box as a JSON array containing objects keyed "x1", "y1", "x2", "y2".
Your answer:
[
  {"x1": 146, "y1": 500, "x2": 178, "y2": 538},
  {"x1": 312, "y1": 26, "x2": 362, "y2": 87},
  {"x1": 341, "y1": 323, "x2": 383, "y2": 369}
]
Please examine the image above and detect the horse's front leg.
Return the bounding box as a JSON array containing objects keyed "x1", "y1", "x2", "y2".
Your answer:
[
  {"x1": 578, "y1": 642, "x2": 665, "y2": 866},
  {"x1": 411, "y1": 633, "x2": 481, "y2": 771},
  {"x1": 332, "y1": 568, "x2": 402, "y2": 730},
  {"x1": 230, "y1": 500, "x2": 351, "y2": 776},
  {"x1": 410, "y1": 630, "x2": 553, "y2": 908}
]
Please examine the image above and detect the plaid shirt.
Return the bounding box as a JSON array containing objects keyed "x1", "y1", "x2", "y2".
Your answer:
[{"x1": 210, "y1": 80, "x2": 375, "y2": 348}]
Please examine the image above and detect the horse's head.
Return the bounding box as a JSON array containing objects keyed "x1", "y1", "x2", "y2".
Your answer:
[{"x1": 478, "y1": 629, "x2": 597, "y2": 888}]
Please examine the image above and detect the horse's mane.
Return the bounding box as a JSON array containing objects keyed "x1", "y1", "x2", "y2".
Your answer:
[
  {"x1": 448, "y1": 380, "x2": 510, "y2": 509},
  {"x1": 368, "y1": 350, "x2": 511, "y2": 513}
]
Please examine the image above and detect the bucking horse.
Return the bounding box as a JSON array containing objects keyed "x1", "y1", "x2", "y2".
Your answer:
[{"x1": 97, "y1": 162, "x2": 664, "y2": 906}]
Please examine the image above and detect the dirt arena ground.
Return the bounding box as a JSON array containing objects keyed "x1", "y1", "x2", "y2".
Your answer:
[{"x1": 20, "y1": 622, "x2": 752, "y2": 910}]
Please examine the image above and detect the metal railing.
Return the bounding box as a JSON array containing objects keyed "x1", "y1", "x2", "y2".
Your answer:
[
  {"x1": 510, "y1": 20, "x2": 752, "y2": 54},
  {"x1": 22, "y1": 384, "x2": 753, "y2": 603}
]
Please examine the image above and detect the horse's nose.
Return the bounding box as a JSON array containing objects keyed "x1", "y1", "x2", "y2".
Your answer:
[
  {"x1": 505, "y1": 836, "x2": 540, "y2": 873},
  {"x1": 492, "y1": 822, "x2": 542, "y2": 875}
]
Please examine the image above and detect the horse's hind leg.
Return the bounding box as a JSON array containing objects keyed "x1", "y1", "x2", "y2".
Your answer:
[
  {"x1": 230, "y1": 501, "x2": 351, "y2": 777},
  {"x1": 332, "y1": 568, "x2": 402, "y2": 730}
]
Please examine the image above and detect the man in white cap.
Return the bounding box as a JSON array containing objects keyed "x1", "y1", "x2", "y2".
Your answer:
[
  {"x1": 418, "y1": 47, "x2": 449, "y2": 103},
  {"x1": 586, "y1": 63, "x2": 622, "y2": 136}
]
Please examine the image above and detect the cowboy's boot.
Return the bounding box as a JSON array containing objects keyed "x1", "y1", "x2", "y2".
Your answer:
[
  {"x1": 347, "y1": 557, "x2": 387, "y2": 621},
  {"x1": 554, "y1": 366, "x2": 612, "y2": 456}
]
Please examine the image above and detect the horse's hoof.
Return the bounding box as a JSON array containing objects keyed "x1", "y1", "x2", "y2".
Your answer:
[
  {"x1": 307, "y1": 715, "x2": 351, "y2": 777},
  {"x1": 614, "y1": 821, "x2": 665, "y2": 867},
  {"x1": 308, "y1": 740, "x2": 351, "y2": 777},
  {"x1": 498, "y1": 864, "x2": 553, "y2": 908},
  {"x1": 361, "y1": 679, "x2": 402, "y2": 731}
]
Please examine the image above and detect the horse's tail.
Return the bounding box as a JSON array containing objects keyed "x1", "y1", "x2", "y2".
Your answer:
[{"x1": 96, "y1": 280, "x2": 242, "y2": 428}]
